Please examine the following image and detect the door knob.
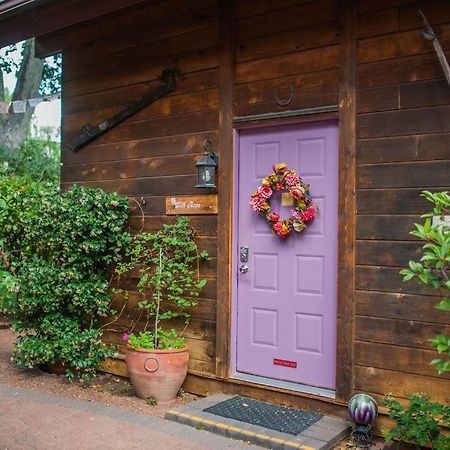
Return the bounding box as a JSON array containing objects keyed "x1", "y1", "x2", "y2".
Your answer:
[{"x1": 239, "y1": 264, "x2": 249, "y2": 274}]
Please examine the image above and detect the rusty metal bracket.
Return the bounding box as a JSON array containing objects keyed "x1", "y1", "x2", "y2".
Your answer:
[
  {"x1": 66, "y1": 67, "x2": 181, "y2": 152},
  {"x1": 275, "y1": 84, "x2": 294, "y2": 107}
]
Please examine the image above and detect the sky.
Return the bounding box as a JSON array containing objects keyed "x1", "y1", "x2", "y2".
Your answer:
[{"x1": 1, "y1": 45, "x2": 61, "y2": 141}]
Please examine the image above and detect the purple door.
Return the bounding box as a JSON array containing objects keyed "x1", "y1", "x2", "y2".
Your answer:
[{"x1": 235, "y1": 120, "x2": 338, "y2": 390}]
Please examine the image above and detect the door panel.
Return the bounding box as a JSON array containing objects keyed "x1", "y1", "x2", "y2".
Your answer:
[{"x1": 235, "y1": 120, "x2": 338, "y2": 390}]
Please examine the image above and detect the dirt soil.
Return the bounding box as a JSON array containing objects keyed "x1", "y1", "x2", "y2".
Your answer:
[
  {"x1": 1, "y1": 324, "x2": 390, "y2": 449},
  {"x1": 0, "y1": 325, "x2": 197, "y2": 417}
]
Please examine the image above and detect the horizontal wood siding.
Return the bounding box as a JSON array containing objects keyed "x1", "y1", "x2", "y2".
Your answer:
[
  {"x1": 49, "y1": 0, "x2": 450, "y2": 408},
  {"x1": 355, "y1": 0, "x2": 450, "y2": 402},
  {"x1": 59, "y1": 0, "x2": 220, "y2": 376},
  {"x1": 233, "y1": 0, "x2": 339, "y2": 118}
]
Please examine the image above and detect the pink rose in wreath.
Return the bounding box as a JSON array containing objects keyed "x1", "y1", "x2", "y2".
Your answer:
[
  {"x1": 258, "y1": 186, "x2": 273, "y2": 199},
  {"x1": 268, "y1": 212, "x2": 280, "y2": 222},
  {"x1": 285, "y1": 172, "x2": 300, "y2": 187},
  {"x1": 289, "y1": 185, "x2": 305, "y2": 199},
  {"x1": 249, "y1": 195, "x2": 266, "y2": 212},
  {"x1": 273, "y1": 221, "x2": 290, "y2": 239},
  {"x1": 299, "y1": 205, "x2": 316, "y2": 222}
]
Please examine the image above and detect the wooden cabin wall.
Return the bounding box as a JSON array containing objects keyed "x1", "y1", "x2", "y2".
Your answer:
[
  {"x1": 57, "y1": 0, "x2": 221, "y2": 376},
  {"x1": 42, "y1": 0, "x2": 450, "y2": 406},
  {"x1": 355, "y1": 0, "x2": 450, "y2": 404}
]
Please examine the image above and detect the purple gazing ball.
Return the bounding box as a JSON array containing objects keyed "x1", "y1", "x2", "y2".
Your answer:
[{"x1": 348, "y1": 394, "x2": 378, "y2": 425}]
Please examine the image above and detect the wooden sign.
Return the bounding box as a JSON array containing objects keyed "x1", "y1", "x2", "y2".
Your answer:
[{"x1": 165, "y1": 195, "x2": 218, "y2": 215}]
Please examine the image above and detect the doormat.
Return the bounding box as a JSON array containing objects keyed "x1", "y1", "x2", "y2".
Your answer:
[{"x1": 203, "y1": 395, "x2": 323, "y2": 436}]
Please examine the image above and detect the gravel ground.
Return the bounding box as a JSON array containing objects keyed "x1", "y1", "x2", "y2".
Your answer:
[{"x1": 0, "y1": 325, "x2": 197, "y2": 417}]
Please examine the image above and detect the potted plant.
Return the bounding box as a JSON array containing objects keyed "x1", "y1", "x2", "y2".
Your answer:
[{"x1": 115, "y1": 216, "x2": 209, "y2": 404}]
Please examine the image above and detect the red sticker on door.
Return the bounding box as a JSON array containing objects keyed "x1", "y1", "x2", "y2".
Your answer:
[{"x1": 273, "y1": 358, "x2": 297, "y2": 369}]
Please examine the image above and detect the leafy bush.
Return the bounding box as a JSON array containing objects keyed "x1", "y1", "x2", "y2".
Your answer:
[
  {"x1": 0, "y1": 131, "x2": 60, "y2": 183},
  {"x1": 383, "y1": 393, "x2": 450, "y2": 449},
  {"x1": 0, "y1": 176, "x2": 130, "y2": 379},
  {"x1": 116, "y1": 216, "x2": 209, "y2": 350},
  {"x1": 400, "y1": 191, "x2": 450, "y2": 373}
]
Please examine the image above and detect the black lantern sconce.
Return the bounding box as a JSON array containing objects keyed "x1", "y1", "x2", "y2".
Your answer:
[{"x1": 195, "y1": 140, "x2": 218, "y2": 189}]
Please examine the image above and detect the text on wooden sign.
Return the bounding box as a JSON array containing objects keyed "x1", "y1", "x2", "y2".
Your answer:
[{"x1": 166, "y1": 195, "x2": 218, "y2": 215}]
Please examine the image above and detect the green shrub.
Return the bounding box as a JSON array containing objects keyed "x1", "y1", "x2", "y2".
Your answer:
[
  {"x1": 383, "y1": 393, "x2": 450, "y2": 450},
  {"x1": 116, "y1": 216, "x2": 209, "y2": 350},
  {"x1": 0, "y1": 177, "x2": 130, "y2": 379},
  {"x1": 400, "y1": 191, "x2": 450, "y2": 373}
]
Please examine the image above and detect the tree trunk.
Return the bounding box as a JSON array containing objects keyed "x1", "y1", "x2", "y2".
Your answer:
[{"x1": 0, "y1": 39, "x2": 44, "y2": 150}]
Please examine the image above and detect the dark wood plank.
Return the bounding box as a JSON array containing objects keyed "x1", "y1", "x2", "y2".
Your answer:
[
  {"x1": 63, "y1": 17, "x2": 219, "y2": 80},
  {"x1": 236, "y1": 20, "x2": 339, "y2": 63},
  {"x1": 358, "y1": 0, "x2": 430, "y2": 16},
  {"x1": 357, "y1": 133, "x2": 450, "y2": 164},
  {"x1": 63, "y1": 47, "x2": 219, "y2": 98},
  {"x1": 356, "y1": 188, "x2": 444, "y2": 214},
  {"x1": 234, "y1": 93, "x2": 339, "y2": 118},
  {"x1": 357, "y1": 23, "x2": 450, "y2": 64},
  {"x1": 236, "y1": 0, "x2": 313, "y2": 20},
  {"x1": 64, "y1": 111, "x2": 219, "y2": 147},
  {"x1": 399, "y1": 2, "x2": 450, "y2": 31},
  {"x1": 63, "y1": 153, "x2": 200, "y2": 183},
  {"x1": 356, "y1": 240, "x2": 422, "y2": 267},
  {"x1": 61, "y1": 174, "x2": 209, "y2": 197},
  {"x1": 335, "y1": 0, "x2": 356, "y2": 403},
  {"x1": 63, "y1": 70, "x2": 219, "y2": 116},
  {"x1": 399, "y1": 79, "x2": 450, "y2": 109},
  {"x1": 234, "y1": 69, "x2": 338, "y2": 107},
  {"x1": 61, "y1": 131, "x2": 218, "y2": 166},
  {"x1": 356, "y1": 215, "x2": 420, "y2": 241},
  {"x1": 236, "y1": 0, "x2": 338, "y2": 41},
  {"x1": 356, "y1": 265, "x2": 439, "y2": 296},
  {"x1": 128, "y1": 215, "x2": 217, "y2": 236},
  {"x1": 37, "y1": 0, "x2": 217, "y2": 56},
  {"x1": 235, "y1": 45, "x2": 339, "y2": 84},
  {"x1": 355, "y1": 291, "x2": 446, "y2": 324},
  {"x1": 357, "y1": 53, "x2": 444, "y2": 89},
  {"x1": 354, "y1": 366, "x2": 449, "y2": 402},
  {"x1": 355, "y1": 316, "x2": 450, "y2": 349},
  {"x1": 0, "y1": 0, "x2": 149, "y2": 49},
  {"x1": 357, "y1": 161, "x2": 450, "y2": 188},
  {"x1": 215, "y1": 0, "x2": 234, "y2": 380},
  {"x1": 357, "y1": 85, "x2": 398, "y2": 113},
  {"x1": 355, "y1": 341, "x2": 450, "y2": 379},
  {"x1": 358, "y1": 106, "x2": 450, "y2": 139},
  {"x1": 357, "y1": 7, "x2": 399, "y2": 39}
]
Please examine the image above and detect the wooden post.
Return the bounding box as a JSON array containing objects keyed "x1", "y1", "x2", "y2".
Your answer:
[
  {"x1": 215, "y1": 0, "x2": 235, "y2": 379},
  {"x1": 335, "y1": 0, "x2": 357, "y2": 402}
]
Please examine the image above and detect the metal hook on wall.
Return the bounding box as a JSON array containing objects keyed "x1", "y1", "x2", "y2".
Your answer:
[{"x1": 275, "y1": 85, "x2": 295, "y2": 107}]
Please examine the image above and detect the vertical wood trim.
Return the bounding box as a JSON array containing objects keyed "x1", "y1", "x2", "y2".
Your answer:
[
  {"x1": 216, "y1": 0, "x2": 234, "y2": 378},
  {"x1": 335, "y1": 0, "x2": 357, "y2": 402}
]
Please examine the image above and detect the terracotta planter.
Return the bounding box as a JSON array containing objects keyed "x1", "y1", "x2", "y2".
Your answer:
[{"x1": 125, "y1": 346, "x2": 189, "y2": 404}]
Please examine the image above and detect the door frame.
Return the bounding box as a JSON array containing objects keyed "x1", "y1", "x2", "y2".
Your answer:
[
  {"x1": 229, "y1": 114, "x2": 340, "y2": 398},
  {"x1": 215, "y1": 0, "x2": 356, "y2": 404}
]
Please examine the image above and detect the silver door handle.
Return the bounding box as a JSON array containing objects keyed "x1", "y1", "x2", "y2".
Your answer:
[{"x1": 239, "y1": 264, "x2": 249, "y2": 274}]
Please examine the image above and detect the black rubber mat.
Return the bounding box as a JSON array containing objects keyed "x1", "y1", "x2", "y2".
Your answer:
[{"x1": 203, "y1": 395, "x2": 323, "y2": 436}]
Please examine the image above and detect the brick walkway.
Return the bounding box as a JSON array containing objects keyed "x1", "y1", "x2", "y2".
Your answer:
[{"x1": 0, "y1": 385, "x2": 259, "y2": 449}]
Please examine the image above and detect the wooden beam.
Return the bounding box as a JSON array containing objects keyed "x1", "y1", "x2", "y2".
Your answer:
[
  {"x1": 215, "y1": 0, "x2": 234, "y2": 379},
  {"x1": 335, "y1": 0, "x2": 357, "y2": 402},
  {"x1": 0, "y1": 0, "x2": 146, "y2": 49}
]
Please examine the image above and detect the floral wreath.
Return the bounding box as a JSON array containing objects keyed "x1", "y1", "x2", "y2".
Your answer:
[{"x1": 249, "y1": 163, "x2": 317, "y2": 239}]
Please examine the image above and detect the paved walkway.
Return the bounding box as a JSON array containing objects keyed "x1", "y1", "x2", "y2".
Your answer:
[{"x1": 0, "y1": 385, "x2": 259, "y2": 449}]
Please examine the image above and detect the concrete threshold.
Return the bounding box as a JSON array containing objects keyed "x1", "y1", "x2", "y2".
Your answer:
[{"x1": 165, "y1": 394, "x2": 351, "y2": 450}]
